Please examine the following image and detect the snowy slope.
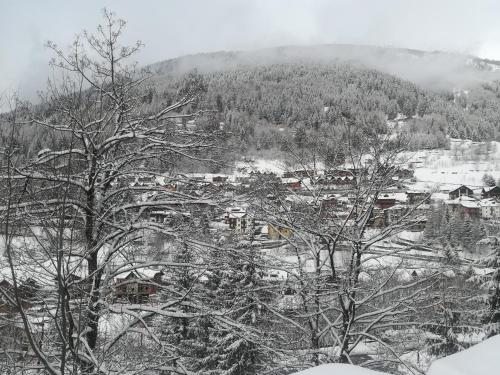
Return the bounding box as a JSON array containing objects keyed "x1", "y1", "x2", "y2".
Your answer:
[
  {"x1": 427, "y1": 334, "x2": 500, "y2": 375},
  {"x1": 293, "y1": 364, "x2": 388, "y2": 375},
  {"x1": 406, "y1": 139, "x2": 500, "y2": 190}
]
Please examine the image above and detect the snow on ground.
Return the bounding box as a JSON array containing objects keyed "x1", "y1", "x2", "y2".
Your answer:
[
  {"x1": 293, "y1": 335, "x2": 500, "y2": 375},
  {"x1": 395, "y1": 230, "x2": 423, "y2": 242},
  {"x1": 405, "y1": 139, "x2": 500, "y2": 190},
  {"x1": 235, "y1": 159, "x2": 326, "y2": 176},
  {"x1": 427, "y1": 334, "x2": 500, "y2": 375},
  {"x1": 293, "y1": 364, "x2": 388, "y2": 375}
]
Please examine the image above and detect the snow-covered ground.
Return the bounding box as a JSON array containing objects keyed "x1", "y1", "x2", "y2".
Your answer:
[
  {"x1": 427, "y1": 334, "x2": 500, "y2": 375},
  {"x1": 405, "y1": 139, "x2": 500, "y2": 190},
  {"x1": 293, "y1": 364, "x2": 388, "y2": 375},
  {"x1": 292, "y1": 334, "x2": 500, "y2": 375}
]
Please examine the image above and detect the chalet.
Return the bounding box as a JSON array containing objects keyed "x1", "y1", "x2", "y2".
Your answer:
[
  {"x1": 282, "y1": 177, "x2": 301, "y2": 190},
  {"x1": 212, "y1": 175, "x2": 228, "y2": 183},
  {"x1": 448, "y1": 185, "x2": 474, "y2": 199},
  {"x1": 150, "y1": 210, "x2": 169, "y2": 223},
  {"x1": 249, "y1": 171, "x2": 277, "y2": 178},
  {"x1": 446, "y1": 197, "x2": 481, "y2": 219},
  {"x1": 320, "y1": 195, "x2": 338, "y2": 210},
  {"x1": 324, "y1": 169, "x2": 355, "y2": 178},
  {"x1": 267, "y1": 224, "x2": 293, "y2": 240},
  {"x1": 318, "y1": 176, "x2": 355, "y2": 188},
  {"x1": 480, "y1": 199, "x2": 500, "y2": 219},
  {"x1": 224, "y1": 207, "x2": 249, "y2": 233},
  {"x1": 406, "y1": 190, "x2": 431, "y2": 205},
  {"x1": 395, "y1": 168, "x2": 414, "y2": 179},
  {"x1": 482, "y1": 186, "x2": 500, "y2": 199},
  {"x1": 282, "y1": 170, "x2": 315, "y2": 179},
  {"x1": 375, "y1": 194, "x2": 397, "y2": 209},
  {"x1": 460, "y1": 200, "x2": 481, "y2": 218},
  {"x1": 385, "y1": 205, "x2": 408, "y2": 225},
  {"x1": 113, "y1": 269, "x2": 162, "y2": 303},
  {"x1": 163, "y1": 183, "x2": 177, "y2": 192}
]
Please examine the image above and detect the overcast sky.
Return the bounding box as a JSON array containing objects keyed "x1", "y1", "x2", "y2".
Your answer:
[{"x1": 2, "y1": 0, "x2": 500, "y2": 106}]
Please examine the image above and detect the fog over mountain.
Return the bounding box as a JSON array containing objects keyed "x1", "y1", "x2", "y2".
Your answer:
[{"x1": 150, "y1": 44, "x2": 500, "y2": 90}]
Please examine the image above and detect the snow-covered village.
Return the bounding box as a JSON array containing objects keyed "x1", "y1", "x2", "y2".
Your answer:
[{"x1": 1, "y1": 2, "x2": 500, "y2": 375}]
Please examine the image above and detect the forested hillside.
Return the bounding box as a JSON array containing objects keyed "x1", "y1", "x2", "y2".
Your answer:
[
  {"x1": 141, "y1": 59, "x2": 500, "y2": 158},
  {"x1": 5, "y1": 46, "x2": 500, "y2": 163}
]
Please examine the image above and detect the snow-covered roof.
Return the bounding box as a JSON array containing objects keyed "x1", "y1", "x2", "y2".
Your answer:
[
  {"x1": 282, "y1": 177, "x2": 301, "y2": 184},
  {"x1": 460, "y1": 200, "x2": 481, "y2": 209},
  {"x1": 227, "y1": 211, "x2": 247, "y2": 219},
  {"x1": 427, "y1": 334, "x2": 500, "y2": 375},
  {"x1": 377, "y1": 192, "x2": 407, "y2": 202},
  {"x1": 446, "y1": 196, "x2": 479, "y2": 207},
  {"x1": 482, "y1": 186, "x2": 499, "y2": 193},
  {"x1": 480, "y1": 199, "x2": 500, "y2": 207}
]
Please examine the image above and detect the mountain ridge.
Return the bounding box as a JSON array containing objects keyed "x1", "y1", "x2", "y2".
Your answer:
[{"x1": 148, "y1": 43, "x2": 500, "y2": 90}]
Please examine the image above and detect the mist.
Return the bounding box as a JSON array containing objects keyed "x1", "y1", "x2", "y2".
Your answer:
[{"x1": 3, "y1": 0, "x2": 500, "y2": 110}]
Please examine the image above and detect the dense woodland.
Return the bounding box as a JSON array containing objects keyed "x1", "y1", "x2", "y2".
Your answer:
[
  {"x1": 148, "y1": 62, "x2": 500, "y2": 155},
  {"x1": 6, "y1": 58, "x2": 500, "y2": 163}
]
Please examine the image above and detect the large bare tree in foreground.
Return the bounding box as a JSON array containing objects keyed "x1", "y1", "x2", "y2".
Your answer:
[{"x1": 0, "y1": 10, "x2": 236, "y2": 375}]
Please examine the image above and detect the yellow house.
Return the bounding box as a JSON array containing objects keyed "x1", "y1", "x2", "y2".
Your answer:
[{"x1": 267, "y1": 224, "x2": 293, "y2": 240}]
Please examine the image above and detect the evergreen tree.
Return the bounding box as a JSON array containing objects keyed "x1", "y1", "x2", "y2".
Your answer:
[
  {"x1": 471, "y1": 243, "x2": 500, "y2": 337},
  {"x1": 482, "y1": 173, "x2": 496, "y2": 187},
  {"x1": 196, "y1": 240, "x2": 270, "y2": 374}
]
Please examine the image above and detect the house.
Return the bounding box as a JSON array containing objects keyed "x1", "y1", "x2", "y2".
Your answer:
[
  {"x1": 480, "y1": 199, "x2": 500, "y2": 219},
  {"x1": 113, "y1": 269, "x2": 162, "y2": 303},
  {"x1": 395, "y1": 168, "x2": 414, "y2": 179},
  {"x1": 163, "y1": 183, "x2": 177, "y2": 192},
  {"x1": 317, "y1": 176, "x2": 355, "y2": 188},
  {"x1": 267, "y1": 224, "x2": 293, "y2": 240},
  {"x1": 375, "y1": 194, "x2": 397, "y2": 209},
  {"x1": 150, "y1": 210, "x2": 169, "y2": 223},
  {"x1": 482, "y1": 186, "x2": 500, "y2": 199},
  {"x1": 406, "y1": 190, "x2": 431, "y2": 205},
  {"x1": 224, "y1": 207, "x2": 249, "y2": 233},
  {"x1": 448, "y1": 185, "x2": 474, "y2": 199},
  {"x1": 384, "y1": 205, "x2": 408, "y2": 225},
  {"x1": 282, "y1": 177, "x2": 301, "y2": 190},
  {"x1": 324, "y1": 169, "x2": 355, "y2": 178},
  {"x1": 212, "y1": 175, "x2": 228, "y2": 184},
  {"x1": 446, "y1": 196, "x2": 481, "y2": 219},
  {"x1": 282, "y1": 170, "x2": 315, "y2": 179}
]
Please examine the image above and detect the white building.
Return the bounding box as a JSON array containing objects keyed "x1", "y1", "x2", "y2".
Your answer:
[{"x1": 480, "y1": 199, "x2": 500, "y2": 219}]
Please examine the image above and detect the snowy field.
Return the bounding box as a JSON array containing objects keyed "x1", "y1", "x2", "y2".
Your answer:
[
  {"x1": 405, "y1": 139, "x2": 500, "y2": 190},
  {"x1": 293, "y1": 334, "x2": 500, "y2": 375}
]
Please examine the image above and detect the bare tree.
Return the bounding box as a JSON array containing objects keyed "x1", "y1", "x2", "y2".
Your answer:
[
  {"x1": 248, "y1": 116, "x2": 439, "y2": 373},
  {"x1": 0, "y1": 10, "x2": 235, "y2": 375}
]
